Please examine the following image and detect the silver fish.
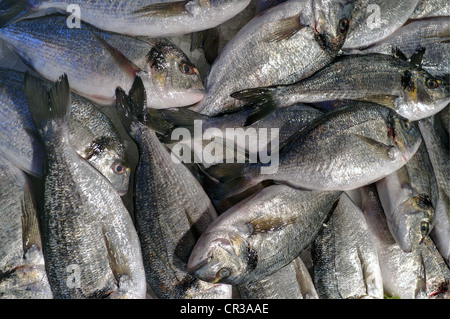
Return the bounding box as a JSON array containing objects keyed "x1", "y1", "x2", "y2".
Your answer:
[
  {"x1": 25, "y1": 73, "x2": 146, "y2": 299},
  {"x1": 232, "y1": 53, "x2": 450, "y2": 122},
  {"x1": 190, "y1": 0, "x2": 355, "y2": 116},
  {"x1": 0, "y1": 15, "x2": 205, "y2": 108},
  {"x1": 409, "y1": 0, "x2": 450, "y2": 19},
  {"x1": 115, "y1": 77, "x2": 232, "y2": 299},
  {"x1": 348, "y1": 17, "x2": 450, "y2": 77},
  {"x1": 0, "y1": 0, "x2": 251, "y2": 38},
  {"x1": 205, "y1": 101, "x2": 422, "y2": 200},
  {"x1": 312, "y1": 193, "x2": 384, "y2": 299},
  {"x1": 237, "y1": 256, "x2": 318, "y2": 299},
  {"x1": 0, "y1": 68, "x2": 131, "y2": 194},
  {"x1": 418, "y1": 116, "x2": 450, "y2": 266},
  {"x1": 342, "y1": 0, "x2": 421, "y2": 49},
  {"x1": 187, "y1": 184, "x2": 342, "y2": 285},
  {"x1": 0, "y1": 154, "x2": 52, "y2": 299},
  {"x1": 376, "y1": 142, "x2": 438, "y2": 253}
]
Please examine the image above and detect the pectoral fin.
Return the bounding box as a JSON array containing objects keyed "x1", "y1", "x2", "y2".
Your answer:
[
  {"x1": 133, "y1": 1, "x2": 189, "y2": 17},
  {"x1": 353, "y1": 134, "x2": 395, "y2": 160},
  {"x1": 355, "y1": 95, "x2": 398, "y2": 109},
  {"x1": 21, "y1": 181, "x2": 41, "y2": 254},
  {"x1": 263, "y1": 13, "x2": 309, "y2": 43}
]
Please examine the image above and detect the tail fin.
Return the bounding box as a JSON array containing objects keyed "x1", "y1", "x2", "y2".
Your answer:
[
  {"x1": 24, "y1": 72, "x2": 71, "y2": 131},
  {"x1": 231, "y1": 87, "x2": 279, "y2": 126},
  {"x1": 0, "y1": 0, "x2": 35, "y2": 28},
  {"x1": 204, "y1": 163, "x2": 250, "y2": 200}
]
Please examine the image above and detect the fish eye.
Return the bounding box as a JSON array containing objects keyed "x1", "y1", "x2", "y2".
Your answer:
[
  {"x1": 180, "y1": 62, "x2": 197, "y2": 75},
  {"x1": 420, "y1": 221, "x2": 429, "y2": 236},
  {"x1": 426, "y1": 78, "x2": 440, "y2": 89},
  {"x1": 402, "y1": 120, "x2": 411, "y2": 131},
  {"x1": 112, "y1": 161, "x2": 127, "y2": 175},
  {"x1": 217, "y1": 267, "x2": 231, "y2": 279},
  {"x1": 338, "y1": 18, "x2": 350, "y2": 33}
]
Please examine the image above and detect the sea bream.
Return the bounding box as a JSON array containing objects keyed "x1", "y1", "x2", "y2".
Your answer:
[
  {"x1": 25, "y1": 73, "x2": 146, "y2": 299},
  {"x1": 115, "y1": 77, "x2": 232, "y2": 299},
  {"x1": 0, "y1": 68, "x2": 131, "y2": 195},
  {"x1": 190, "y1": 0, "x2": 355, "y2": 116},
  {"x1": 0, "y1": 15, "x2": 205, "y2": 108},
  {"x1": 0, "y1": 0, "x2": 251, "y2": 37}
]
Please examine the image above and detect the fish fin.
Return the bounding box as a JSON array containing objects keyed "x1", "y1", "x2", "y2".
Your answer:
[
  {"x1": 21, "y1": 180, "x2": 41, "y2": 255},
  {"x1": 401, "y1": 70, "x2": 416, "y2": 93},
  {"x1": 133, "y1": 1, "x2": 189, "y2": 17},
  {"x1": 262, "y1": 13, "x2": 308, "y2": 43},
  {"x1": 0, "y1": 0, "x2": 35, "y2": 28},
  {"x1": 190, "y1": 28, "x2": 220, "y2": 65},
  {"x1": 115, "y1": 86, "x2": 137, "y2": 133},
  {"x1": 204, "y1": 163, "x2": 249, "y2": 200},
  {"x1": 353, "y1": 134, "x2": 395, "y2": 160},
  {"x1": 409, "y1": 47, "x2": 426, "y2": 68},
  {"x1": 231, "y1": 87, "x2": 279, "y2": 126},
  {"x1": 355, "y1": 95, "x2": 398, "y2": 109},
  {"x1": 392, "y1": 47, "x2": 408, "y2": 61},
  {"x1": 92, "y1": 32, "x2": 141, "y2": 77}
]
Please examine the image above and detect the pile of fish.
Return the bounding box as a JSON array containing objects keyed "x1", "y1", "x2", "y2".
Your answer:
[{"x1": 0, "y1": 0, "x2": 448, "y2": 299}]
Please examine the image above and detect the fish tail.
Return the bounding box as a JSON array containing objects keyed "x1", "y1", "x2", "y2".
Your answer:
[
  {"x1": 24, "y1": 72, "x2": 71, "y2": 133},
  {"x1": 204, "y1": 163, "x2": 250, "y2": 200},
  {"x1": 231, "y1": 87, "x2": 279, "y2": 126},
  {"x1": 0, "y1": 0, "x2": 36, "y2": 28}
]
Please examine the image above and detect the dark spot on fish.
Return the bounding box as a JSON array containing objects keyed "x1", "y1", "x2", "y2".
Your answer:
[
  {"x1": 246, "y1": 216, "x2": 297, "y2": 235},
  {"x1": 83, "y1": 136, "x2": 114, "y2": 160},
  {"x1": 401, "y1": 70, "x2": 415, "y2": 92},
  {"x1": 246, "y1": 246, "x2": 258, "y2": 271}
]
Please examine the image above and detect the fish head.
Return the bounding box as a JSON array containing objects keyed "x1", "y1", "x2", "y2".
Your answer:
[
  {"x1": 312, "y1": 0, "x2": 355, "y2": 54},
  {"x1": 188, "y1": 229, "x2": 249, "y2": 284},
  {"x1": 145, "y1": 40, "x2": 205, "y2": 108},
  {"x1": 388, "y1": 112, "x2": 422, "y2": 162},
  {"x1": 399, "y1": 70, "x2": 450, "y2": 120},
  {"x1": 389, "y1": 195, "x2": 435, "y2": 253}
]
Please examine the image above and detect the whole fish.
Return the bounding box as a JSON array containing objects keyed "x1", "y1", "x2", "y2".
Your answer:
[
  {"x1": 0, "y1": 154, "x2": 52, "y2": 299},
  {"x1": 312, "y1": 193, "x2": 384, "y2": 299},
  {"x1": 187, "y1": 184, "x2": 342, "y2": 285},
  {"x1": 205, "y1": 101, "x2": 422, "y2": 200},
  {"x1": 25, "y1": 73, "x2": 146, "y2": 299},
  {"x1": 376, "y1": 142, "x2": 438, "y2": 253},
  {"x1": 115, "y1": 77, "x2": 232, "y2": 299},
  {"x1": 232, "y1": 53, "x2": 450, "y2": 122},
  {"x1": 0, "y1": 15, "x2": 205, "y2": 108},
  {"x1": 418, "y1": 116, "x2": 450, "y2": 266},
  {"x1": 349, "y1": 17, "x2": 450, "y2": 77},
  {"x1": 0, "y1": 68, "x2": 131, "y2": 195},
  {"x1": 342, "y1": 0, "x2": 421, "y2": 50},
  {"x1": 237, "y1": 256, "x2": 318, "y2": 299},
  {"x1": 0, "y1": 0, "x2": 251, "y2": 37},
  {"x1": 409, "y1": 0, "x2": 450, "y2": 19},
  {"x1": 361, "y1": 185, "x2": 450, "y2": 298},
  {"x1": 190, "y1": 0, "x2": 355, "y2": 116}
]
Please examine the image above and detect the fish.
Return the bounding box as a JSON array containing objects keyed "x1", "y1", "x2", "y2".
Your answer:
[
  {"x1": 190, "y1": 0, "x2": 355, "y2": 116},
  {"x1": 375, "y1": 142, "x2": 438, "y2": 253},
  {"x1": 25, "y1": 73, "x2": 146, "y2": 299},
  {"x1": 312, "y1": 193, "x2": 384, "y2": 299},
  {"x1": 0, "y1": 67, "x2": 131, "y2": 195},
  {"x1": 0, "y1": 0, "x2": 251, "y2": 37},
  {"x1": 237, "y1": 256, "x2": 318, "y2": 299},
  {"x1": 361, "y1": 185, "x2": 450, "y2": 299},
  {"x1": 115, "y1": 77, "x2": 232, "y2": 299},
  {"x1": 187, "y1": 184, "x2": 342, "y2": 285},
  {"x1": 0, "y1": 154, "x2": 52, "y2": 299},
  {"x1": 232, "y1": 53, "x2": 450, "y2": 122},
  {"x1": 205, "y1": 101, "x2": 422, "y2": 200},
  {"x1": 348, "y1": 17, "x2": 450, "y2": 77},
  {"x1": 409, "y1": 0, "x2": 450, "y2": 19},
  {"x1": 418, "y1": 116, "x2": 450, "y2": 266},
  {"x1": 342, "y1": 0, "x2": 421, "y2": 50},
  {"x1": 0, "y1": 15, "x2": 205, "y2": 108}
]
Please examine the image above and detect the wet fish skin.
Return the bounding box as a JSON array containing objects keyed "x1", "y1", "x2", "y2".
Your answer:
[
  {"x1": 312, "y1": 193, "x2": 383, "y2": 299},
  {"x1": 0, "y1": 154, "x2": 52, "y2": 299},
  {"x1": 188, "y1": 184, "x2": 342, "y2": 285},
  {"x1": 342, "y1": 0, "x2": 421, "y2": 49},
  {"x1": 190, "y1": 0, "x2": 355, "y2": 116},
  {"x1": 115, "y1": 77, "x2": 232, "y2": 299},
  {"x1": 376, "y1": 142, "x2": 438, "y2": 253},
  {"x1": 0, "y1": 15, "x2": 205, "y2": 108},
  {"x1": 409, "y1": 0, "x2": 450, "y2": 19},
  {"x1": 0, "y1": 0, "x2": 251, "y2": 37},
  {"x1": 0, "y1": 68, "x2": 131, "y2": 194},
  {"x1": 348, "y1": 17, "x2": 450, "y2": 77},
  {"x1": 25, "y1": 73, "x2": 146, "y2": 299},
  {"x1": 206, "y1": 102, "x2": 422, "y2": 200},
  {"x1": 233, "y1": 53, "x2": 450, "y2": 122}
]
